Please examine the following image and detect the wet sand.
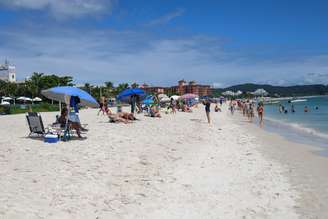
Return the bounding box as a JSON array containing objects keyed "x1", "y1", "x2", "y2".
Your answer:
[{"x1": 231, "y1": 109, "x2": 328, "y2": 218}]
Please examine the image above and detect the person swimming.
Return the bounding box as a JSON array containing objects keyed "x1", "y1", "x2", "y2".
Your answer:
[
  {"x1": 291, "y1": 104, "x2": 295, "y2": 113},
  {"x1": 304, "y1": 106, "x2": 309, "y2": 113},
  {"x1": 279, "y1": 104, "x2": 283, "y2": 113}
]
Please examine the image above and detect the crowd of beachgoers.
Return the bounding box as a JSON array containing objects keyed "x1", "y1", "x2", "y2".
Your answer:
[
  {"x1": 94, "y1": 94, "x2": 266, "y2": 129},
  {"x1": 24, "y1": 85, "x2": 324, "y2": 143}
]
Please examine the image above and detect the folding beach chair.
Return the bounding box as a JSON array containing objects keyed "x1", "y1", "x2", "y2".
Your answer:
[
  {"x1": 26, "y1": 112, "x2": 65, "y2": 139},
  {"x1": 26, "y1": 112, "x2": 46, "y2": 136}
]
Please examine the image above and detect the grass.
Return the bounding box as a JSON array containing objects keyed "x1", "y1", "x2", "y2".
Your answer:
[{"x1": 0, "y1": 103, "x2": 59, "y2": 115}]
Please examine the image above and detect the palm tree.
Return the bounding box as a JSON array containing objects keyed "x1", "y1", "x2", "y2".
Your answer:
[
  {"x1": 105, "y1": 81, "x2": 114, "y2": 89},
  {"x1": 26, "y1": 72, "x2": 44, "y2": 97},
  {"x1": 131, "y1": 82, "x2": 139, "y2": 88},
  {"x1": 84, "y1": 83, "x2": 92, "y2": 94},
  {"x1": 114, "y1": 83, "x2": 129, "y2": 96}
]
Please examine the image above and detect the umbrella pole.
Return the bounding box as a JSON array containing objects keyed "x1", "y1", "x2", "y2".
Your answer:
[{"x1": 63, "y1": 96, "x2": 70, "y2": 141}]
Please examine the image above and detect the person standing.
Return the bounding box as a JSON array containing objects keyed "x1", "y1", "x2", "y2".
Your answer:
[
  {"x1": 97, "y1": 96, "x2": 105, "y2": 116},
  {"x1": 229, "y1": 100, "x2": 235, "y2": 115},
  {"x1": 203, "y1": 99, "x2": 211, "y2": 124},
  {"x1": 130, "y1": 94, "x2": 137, "y2": 114},
  {"x1": 257, "y1": 103, "x2": 264, "y2": 125},
  {"x1": 170, "y1": 98, "x2": 176, "y2": 114},
  {"x1": 291, "y1": 104, "x2": 295, "y2": 113}
]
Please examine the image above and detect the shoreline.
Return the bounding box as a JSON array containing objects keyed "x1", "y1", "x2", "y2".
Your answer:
[
  {"x1": 262, "y1": 116, "x2": 328, "y2": 151},
  {"x1": 230, "y1": 109, "x2": 328, "y2": 218}
]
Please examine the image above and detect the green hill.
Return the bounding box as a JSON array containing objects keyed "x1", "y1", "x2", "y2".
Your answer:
[{"x1": 213, "y1": 83, "x2": 328, "y2": 97}]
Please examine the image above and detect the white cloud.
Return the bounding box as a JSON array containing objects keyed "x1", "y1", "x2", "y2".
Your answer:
[
  {"x1": 0, "y1": 0, "x2": 115, "y2": 18},
  {"x1": 145, "y1": 9, "x2": 185, "y2": 26},
  {"x1": 1, "y1": 27, "x2": 328, "y2": 87}
]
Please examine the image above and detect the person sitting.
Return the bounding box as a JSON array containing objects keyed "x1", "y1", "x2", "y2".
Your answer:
[
  {"x1": 215, "y1": 104, "x2": 221, "y2": 112},
  {"x1": 150, "y1": 105, "x2": 161, "y2": 118},
  {"x1": 103, "y1": 100, "x2": 114, "y2": 115},
  {"x1": 58, "y1": 108, "x2": 84, "y2": 138},
  {"x1": 170, "y1": 98, "x2": 177, "y2": 114},
  {"x1": 182, "y1": 103, "x2": 192, "y2": 113}
]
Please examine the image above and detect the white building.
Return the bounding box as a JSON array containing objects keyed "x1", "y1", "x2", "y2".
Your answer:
[{"x1": 0, "y1": 60, "x2": 16, "y2": 82}]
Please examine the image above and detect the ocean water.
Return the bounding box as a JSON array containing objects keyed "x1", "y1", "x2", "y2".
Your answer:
[{"x1": 263, "y1": 96, "x2": 328, "y2": 153}]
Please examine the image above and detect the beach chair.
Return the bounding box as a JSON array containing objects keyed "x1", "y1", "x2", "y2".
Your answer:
[
  {"x1": 26, "y1": 112, "x2": 46, "y2": 136},
  {"x1": 26, "y1": 112, "x2": 67, "y2": 139},
  {"x1": 52, "y1": 115, "x2": 77, "y2": 141}
]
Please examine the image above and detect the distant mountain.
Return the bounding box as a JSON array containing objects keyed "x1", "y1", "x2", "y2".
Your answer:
[{"x1": 213, "y1": 83, "x2": 328, "y2": 97}]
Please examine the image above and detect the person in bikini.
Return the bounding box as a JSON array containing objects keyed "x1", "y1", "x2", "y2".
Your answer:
[{"x1": 257, "y1": 103, "x2": 264, "y2": 125}]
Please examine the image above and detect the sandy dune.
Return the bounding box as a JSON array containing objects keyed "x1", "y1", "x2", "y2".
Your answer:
[{"x1": 0, "y1": 106, "x2": 299, "y2": 218}]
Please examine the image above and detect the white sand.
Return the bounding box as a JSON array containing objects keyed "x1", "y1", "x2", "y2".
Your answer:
[{"x1": 0, "y1": 106, "x2": 299, "y2": 218}]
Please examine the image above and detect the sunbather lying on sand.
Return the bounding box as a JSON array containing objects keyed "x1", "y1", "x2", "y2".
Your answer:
[
  {"x1": 108, "y1": 113, "x2": 131, "y2": 124},
  {"x1": 107, "y1": 111, "x2": 136, "y2": 123},
  {"x1": 118, "y1": 112, "x2": 137, "y2": 120}
]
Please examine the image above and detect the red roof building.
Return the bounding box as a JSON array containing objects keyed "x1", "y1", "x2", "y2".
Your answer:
[{"x1": 141, "y1": 80, "x2": 213, "y2": 97}]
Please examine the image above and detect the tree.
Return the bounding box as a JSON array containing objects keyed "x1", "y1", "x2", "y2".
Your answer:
[
  {"x1": 131, "y1": 82, "x2": 139, "y2": 88},
  {"x1": 104, "y1": 81, "x2": 114, "y2": 89},
  {"x1": 26, "y1": 72, "x2": 44, "y2": 97},
  {"x1": 114, "y1": 83, "x2": 129, "y2": 96},
  {"x1": 83, "y1": 83, "x2": 92, "y2": 94}
]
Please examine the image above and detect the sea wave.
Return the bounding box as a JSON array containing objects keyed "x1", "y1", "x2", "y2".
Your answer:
[{"x1": 264, "y1": 116, "x2": 328, "y2": 141}]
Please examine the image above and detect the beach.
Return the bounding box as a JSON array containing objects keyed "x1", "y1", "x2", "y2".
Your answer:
[{"x1": 0, "y1": 105, "x2": 327, "y2": 218}]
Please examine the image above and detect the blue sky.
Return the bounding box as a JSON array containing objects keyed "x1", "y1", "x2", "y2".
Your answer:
[{"x1": 0, "y1": 0, "x2": 328, "y2": 87}]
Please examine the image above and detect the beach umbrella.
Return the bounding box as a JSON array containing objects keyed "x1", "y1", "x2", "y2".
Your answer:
[
  {"x1": 41, "y1": 86, "x2": 99, "y2": 108},
  {"x1": 143, "y1": 98, "x2": 154, "y2": 105},
  {"x1": 32, "y1": 97, "x2": 42, "y2": 102},
  {"x1": 117, "y1": 88, "x2": 146, "y2": 102},
  {"x1": 16, "y1": 96, "x2": 26, "y2": 101},
  {"x1": 170, "y1": 95, "x2": 180, "y2": 100},
  {"x1": 252, "y1": 89, "x2": 268, "y2": 97},
  {"x1": 180, "y1": 93, "x2": 198, "y2": 100},
  {"x1": 222, "y1": 91, "x2": 234, "y2": 96},
  {"x1": 2, "y1": 97, "x2": 12, "y2": 101},
  {"x1": 0, "y1": 101, "x2": 10, "y2": 105},
  {"x1": 17, "y1": 96, "x2": 32, "y2": 102},
  {"x1": 142, "y1": 95, "x2": 155, "y2": 105},
  {"x1": 160, "y1": 97, "x2": 171, "y2": 103},
  {"x1": 235, "y1": 90, "x2": 243, "y2": 96},
  {"x1": 158, "y1": 94, "x2": 169, "y2": 100}
]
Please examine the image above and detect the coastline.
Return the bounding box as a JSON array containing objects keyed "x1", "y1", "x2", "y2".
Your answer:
[{"x1": 230, "y1": 109, "x2": 328, "y2": 218}]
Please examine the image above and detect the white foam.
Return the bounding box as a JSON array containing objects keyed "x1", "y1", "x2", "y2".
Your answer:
[{"x1": 264, "y1": 116, "x2": 328, "y2": 141}]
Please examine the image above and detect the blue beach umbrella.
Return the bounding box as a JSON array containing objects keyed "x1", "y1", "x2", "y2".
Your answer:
[
  {"x1": 117, "y1": 88, "x2": 146, "y2": 102},
  {"x1": 143, "y1": 96, "x2": 154, "y2": 105},
  {"x1": 41, "y1": 86, "x2": 99, "y2": 108}
]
